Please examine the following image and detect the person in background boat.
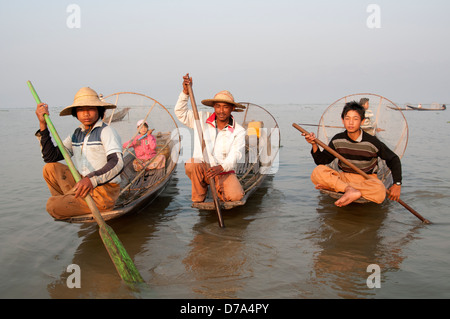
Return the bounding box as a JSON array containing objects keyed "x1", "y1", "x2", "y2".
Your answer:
[
  {"x1": 359, "y1": 97, "x2": 379, "y2": 135},
  {"x1": 122, "y1": 120, "x2": 166, "y2": 172},
  {"x1": 175, "y1": 74, "x2": 246, "y2": 203},
  {"x1": 34, "y1": 87, "x2": 124, "y2": 220},
  {"x1": 302, "y1": 101, "x2": 402, "y2": 207}
]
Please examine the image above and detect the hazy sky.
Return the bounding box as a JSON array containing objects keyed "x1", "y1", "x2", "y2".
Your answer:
[{"x1": 1, "y1": 0, "x2": 449, "y2": 108}]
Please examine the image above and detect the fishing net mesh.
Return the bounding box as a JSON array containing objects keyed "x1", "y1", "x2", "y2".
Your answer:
[
  {"x1": 236, "y1": 102, "x2": 280, "y2": 170},
  {"x1": 317, "y1": 93, "x2": 408, "y2": 159}
]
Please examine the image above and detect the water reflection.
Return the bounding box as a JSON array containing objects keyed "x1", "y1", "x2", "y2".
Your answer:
[
  {"x1": 46, "y1": 174, "x2": 179, "y2": 298},
  {"x1": 309, "y1": 195, "x2": 413, "y2": 298},
  {"x1": 182, "y1": 177, "x2": 274, "y2": 298}
]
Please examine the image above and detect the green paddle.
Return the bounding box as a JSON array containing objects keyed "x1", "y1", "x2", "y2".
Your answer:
[{"x1": 27, "y1": 81, "x2": 145, "y2": 284}]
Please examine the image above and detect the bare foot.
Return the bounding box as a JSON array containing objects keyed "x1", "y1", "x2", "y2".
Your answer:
[{"x1": 334, "y1": 186, "x2": 362, "y2": 207}]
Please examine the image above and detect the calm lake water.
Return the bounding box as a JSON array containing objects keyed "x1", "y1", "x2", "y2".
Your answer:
[{"x1": 0, "y1": 103, "x2": 449, "y2": 300}]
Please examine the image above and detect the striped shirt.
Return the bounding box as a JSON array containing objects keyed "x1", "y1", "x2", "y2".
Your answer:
[
  {"x1": 37, "y1": 119, "x2": 124, "y2": 187},
  {"x1": 311, "y1": 130, "x2": 402, "y2": 184}
]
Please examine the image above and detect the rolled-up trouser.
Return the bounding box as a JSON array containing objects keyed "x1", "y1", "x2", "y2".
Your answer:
[
  {"x1": 184, "y1": 158, "x2": 244, "y2": 203},
  {"x1": 311, "y1": 165, "x2": 386, "y2": 204},
  {"x1": 43, "y1": 162, "x2": 120, "y2": 220}
]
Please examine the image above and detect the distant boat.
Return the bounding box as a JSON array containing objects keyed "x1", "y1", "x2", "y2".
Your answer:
[{"x1": 406, "y1": 103, "x2": 446, "y2": 111}]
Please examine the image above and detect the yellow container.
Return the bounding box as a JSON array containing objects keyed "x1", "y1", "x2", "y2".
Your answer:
[{"x1": 247, "y1": 121, "x2": 263, "y2": 138}]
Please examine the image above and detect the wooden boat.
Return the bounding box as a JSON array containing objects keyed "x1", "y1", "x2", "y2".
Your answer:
[
  {"x1": 388, "y1": 103, "x2": 446, "y2": 111},
  {"x1": 386, "y1": 105, "x2": 413, "y2": 111},
  {"x1": 192, "y1": 102, "x2": 280, "y2": 210},
  {"x1": 316, "y1": 93, "x2": 409, "y2": 204},
  {"x1": 406, "y1": 103, "x2": 446, "y2": 111},
  {"x1": 104, "y1": 107, "x2": 131, "y2": 123},
  {"x1": 67, "y1": 92, "x2": 181, "y2": 223}
]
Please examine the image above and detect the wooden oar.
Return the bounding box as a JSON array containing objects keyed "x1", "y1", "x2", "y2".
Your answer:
[
  {"x1": 297, "y1": 123, "x2": 345, "y2": 129},
  {"x1": 28, "y1": 81, "x2": 145, "y2": 284},
  {"x1": 292, "y1": 123, "x2": 431, "y2": 224},
  {"x1": 186, "y1": 80, "x2": 225, "y2": 228}
]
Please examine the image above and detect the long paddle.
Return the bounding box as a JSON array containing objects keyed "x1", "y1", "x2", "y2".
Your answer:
[
  {"x1": 297, "y1": 123, "x2": 345, "y2": 129},
  {"x1": 186, "y1": 80, "x2": 225, "y2": 228},
  {"x1": 292, "y1": 123, "x2": 431, "y2": 224},
  {"x1": 28, "y1": 81, "x2": 145, "y2": 284}
]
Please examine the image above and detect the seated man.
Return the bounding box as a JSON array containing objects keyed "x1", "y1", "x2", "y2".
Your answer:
[
  {"x1": 174, "y1": 74, "x2": 246, "y2": 203},
  {"x1": 35, "y1": 87, "x2": 124, "y2": 220},
  {"x1": 302, "y1": 101, "x2": 402, "y2": 207}
]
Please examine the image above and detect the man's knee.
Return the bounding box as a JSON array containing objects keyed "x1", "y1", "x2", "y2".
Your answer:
[
  {"x1": 311, "y1": 165, "x2": 329, "y2": 184},
  {"x1": 222, "y1": 175, "x2": 244, "y2": 201},
  {"x1": 367, "y1": 179, "x2": 387, "y2": 203},
  {"x1": 43, "y1": 162, "x2": 58, "y2": 176},
  {"x1": 227, "y1": 189, "x2": 244, "y2": 201},
  {"x1": 43, "y1": 162, "x2": 69, "y2": 181},
  {"x1": 184, "y1": 158, "x2": 203, "y2": 177},
  {"x1": 46, "y1": 196, "x2": 68, "y2": 220}
]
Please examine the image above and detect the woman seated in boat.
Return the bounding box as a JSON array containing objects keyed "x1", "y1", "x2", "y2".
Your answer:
[
  {"x1": 174, "y1": 74, "x2": 246, "y2": 203},
  {"x1": 34, "y1": 87, "x2": 124, "y2": 220},
  {"x1": 122, "y1": 120, "x2": 166, "y2": 172},
  {"x1": 302, "y1": 101, "x2": 402, "y2": 207}
]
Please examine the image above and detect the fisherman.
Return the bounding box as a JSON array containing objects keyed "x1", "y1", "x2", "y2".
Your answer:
[
  {"x1": 35, "y1": 87, "x2": 124, "y2": 220},
  {"x1": 174, "y1": 74, "x2": 246, "y2": 203},
  {"x1": 359, "y1": 97, "x2": 377, "y2": 135},
  {"x1": 302, "y1": 101, "x2": 402, "y2": 207}
]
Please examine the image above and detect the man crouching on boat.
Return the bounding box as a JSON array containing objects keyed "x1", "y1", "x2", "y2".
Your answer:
[
  {"x1": 175, "y1": 74, "x2": 246, "y2": 203},
  {"x1": 35, "y1": 87, "x2": 124, "y2": 220},
  {"x1": 302, "y1": 101, "x2": 402, "y2": 207}
]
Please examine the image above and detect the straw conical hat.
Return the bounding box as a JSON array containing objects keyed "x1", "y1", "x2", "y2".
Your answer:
[
  {"x1": 201, "y1": 90, "x2": 245, "y2": 112},
  {"x1": 60, "y1": 87, "x2": 116, "y2": 116}
]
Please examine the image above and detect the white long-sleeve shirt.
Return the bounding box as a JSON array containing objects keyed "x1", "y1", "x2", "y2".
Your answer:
[{"x1": 174, "y1": 92, "x2": 246, "y2": 172}]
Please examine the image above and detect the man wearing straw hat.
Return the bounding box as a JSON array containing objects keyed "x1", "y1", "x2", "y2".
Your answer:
[
  {"x1": 35, "y1": 87, "x2": 124, "y2": 220},
  {"x1": 175, "y1": 74, "x2": 246, "y2": 203}
]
